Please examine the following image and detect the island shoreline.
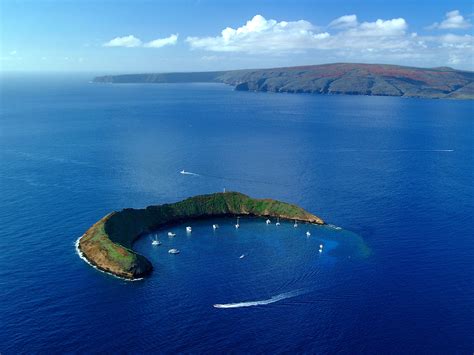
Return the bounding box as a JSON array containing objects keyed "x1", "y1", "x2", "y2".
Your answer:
[
  {"x1": 92, "y1": 63, "x2": 474, "y2": 100},
  {"x1": 75, "y1": 237, "x2": 144, "y2": 282},
  {"x1": 77, "y1": 192, "x2": 325, "y2": 280}
]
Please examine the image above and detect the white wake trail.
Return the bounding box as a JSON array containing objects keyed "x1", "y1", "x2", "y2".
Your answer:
[
  {"x1": 213, "y1": 290, "x2": 306, "y2": 309},
  {"x1": 321, "y1": 149, "x2": 455, "y2": 153},
  {"x1": 179, "y1": 170, "x2": 200, "y2": 176},
  {"x1": 378, "y1": 149, "x2": 454, "y2": 152}
]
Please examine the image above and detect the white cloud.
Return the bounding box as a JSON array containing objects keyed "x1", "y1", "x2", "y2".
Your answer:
[
  {"x1": 347, "y1": 18, "x2": 407, "y2": 36},
  {"x1": 144, "y1": 34, "x2": 178, "y2": 48},
  {"x1": 184, "y1": 13, "x2": 474, "y2": 69},
  {"x1": 448, "y1": 54, "x2": 460, "y2": 64},
  {"x1": 429, "y1": 10, "x2": 471, "y2": 30},
  {"x1": 420, "y1": 33, "x2": 474, "y2": 50},
  {"x1": 438, "y1": 33, "x2": 473, "y2": 48},
  {"x1": 103, "y1": 35, "x2": 142, "y2": 47},
  {"x1": 186, "y1": 14, "x2": 410, "y2": 54},
  {"x1": 440, "y1": 10, "x2": 471, "y2": 29},
  {"x1": 186, "y1": 15, "x2": 329, "y2": 53},
  {"x1": 329, "y1": 15, "x2": 358, "y2": 29},
  {"x1": 9, "y1": 50, "x2": 17, "y2": 55},
  {"x1": 104, "y1": 34, "x2": 178, "y2": 48},
  {"x1": 201, "y1": 55, "x2": 221, "y2": 61}
]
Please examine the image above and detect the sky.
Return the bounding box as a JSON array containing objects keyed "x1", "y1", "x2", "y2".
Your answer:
[{"x1": 1, "y1": 0, "x2": 473, "y2": 73}]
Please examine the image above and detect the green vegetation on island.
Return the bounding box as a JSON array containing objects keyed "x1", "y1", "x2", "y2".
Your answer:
[
  {"x1": 93, "y1": 63, "x2": 474, "y2": 100},
  {"x1": 78, "y1": 192, "x2": 324, "y2": 280}
]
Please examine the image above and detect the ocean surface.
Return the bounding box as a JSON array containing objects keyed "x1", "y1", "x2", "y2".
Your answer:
[{"x1": 0, "y1": 73, "x2": 472, "y2": 353}]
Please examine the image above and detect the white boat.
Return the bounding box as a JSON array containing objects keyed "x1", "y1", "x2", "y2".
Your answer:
[
  {"x1": 235, "y1": 217, "x2": 240, "y2": 229},
  {"x1": 239, "y1": 254, "x2": 245, "y2": 259},
  {"x1": 320, "y1": 244, "x2": 323, "y2": 249},
  {"x1": 294, "y1": 220, "x2": 298, "y2": 228},
  {"x1": 319, "y1": 249, "x2": 322, "y2": 253},
  {"x1": 276, "y1": 217, "x2": 281, "y2": 226},
  {"x1": 180, "y1": 169, "x2": 186, "y2": 174},
  {"x1": 151, "y1": 235, "x2": 161, "y2": 245},
  {"x1": 167, "y1": 232, "x2": 176, "y2": 237},
  {"x1": 266, "y1": 219, "x2": 271, "y2": 224},
  {"x1": 186, "y1": 226, "x2": 192, "y2": 233},
  {"x1": 212, "y1": 224, "x2": 219, "y2": 230},
  {"x1": 306, "y1": 231, "x2": 311, "y2": 237},
  {"x1": 168, "y1": 248, "x2": 180, "y2": 254}
]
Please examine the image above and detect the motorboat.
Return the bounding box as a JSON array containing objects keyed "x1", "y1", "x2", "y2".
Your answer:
[
  {"x1": 168, "y1": 248, "x2": 180, "y2": 254},
  {"x1": 186, "y1": 226, "x2": 192, "y2": 233},
  {"x1": 306, "y1": 231, "x2": 311, "y2": 237},
  {"x1": 151, "y1": 235, "x2": 161, "y2": 245},
  {"x1": 276, "y1": 217, "x2": 281, "y2": 226},
  {"x1": 167, "y1": 232, "x2": 176, "y2": 237},
  {"x1": 266, "y1": 219, "x2": 271, "y2": 224},
  {"x1": 235, "y1": 217, "x2": 240, "y2": 229},
  {"x1": 212, "y1": 224, "x2": 219, "y2": 230}
]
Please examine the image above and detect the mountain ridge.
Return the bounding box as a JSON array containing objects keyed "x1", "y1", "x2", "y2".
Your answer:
[{"x1": 93, "y1": 63, "x2": 474, "y2": 99}]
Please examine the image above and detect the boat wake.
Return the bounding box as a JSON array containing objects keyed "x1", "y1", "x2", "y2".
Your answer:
[
  {"x1": 180, "y1": 170, "x2": 200, "y2": 176},
  {"x1": 178, "y1": 169, "x2": 290, "y2": 187},
  {"x1": 324, "y1": 148, "x2": 454, "y2": 153},
  {"x1": 213, "y1": 289, "x2": 306, "y2": 309}
]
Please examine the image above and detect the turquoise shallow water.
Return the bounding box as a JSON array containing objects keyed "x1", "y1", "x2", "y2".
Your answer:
[{"x1": 0, "y1": 74, "x2": 472, "y2": 353}]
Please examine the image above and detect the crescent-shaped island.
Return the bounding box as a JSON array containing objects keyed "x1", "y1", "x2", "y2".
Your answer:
[{"x1": 77, "y1": 192, "x2": 324, "y2": 280}]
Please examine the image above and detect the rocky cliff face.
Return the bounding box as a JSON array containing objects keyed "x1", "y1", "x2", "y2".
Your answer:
[
  {"x1": 78, "y1": 214, "x2": 153, "y2": 280},
  {"x1": 217, "y1": 63, "x2": 474, "y2": 99},
  {"x1": 78, "y1": 192, "x2": 324, "y2": 280},
  {"x1": 93, "y1": 63, "x2": 474, "y2": 100}
]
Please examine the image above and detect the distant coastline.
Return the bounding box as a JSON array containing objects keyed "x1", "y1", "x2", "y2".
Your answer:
[
  {"x1": 93, "y1": 62, "x2": 474, "y2": 100},
  {"x1": 77, "y1": 192, "x2": 324, "y2": 280}
]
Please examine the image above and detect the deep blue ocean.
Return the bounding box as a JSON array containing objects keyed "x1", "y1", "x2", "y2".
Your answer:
[{"x1": 0, "y1": 73, "x2": 472, "y2": 353}]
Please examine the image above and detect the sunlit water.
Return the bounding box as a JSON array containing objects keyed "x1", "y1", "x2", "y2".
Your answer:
[{"x1": 0, "y1": 73, "x2": 472, "y2": 353}]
